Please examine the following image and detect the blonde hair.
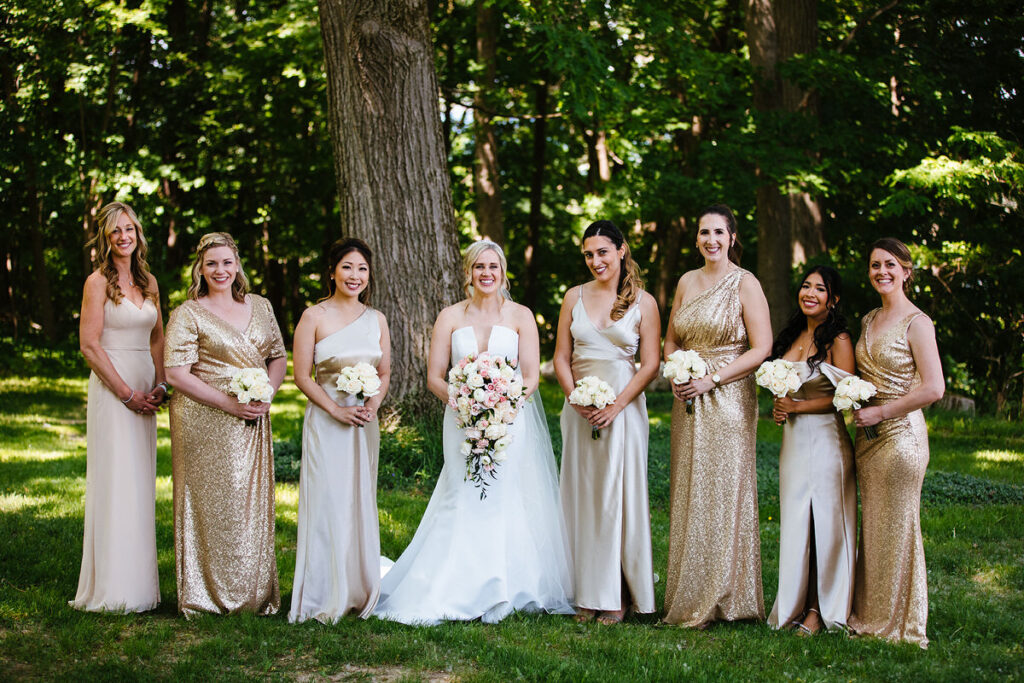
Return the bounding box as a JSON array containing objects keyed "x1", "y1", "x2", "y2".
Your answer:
[
  {"x1": 462, "y1": 239, "x2": 511, "y2": 300},
  {"x1": 582, "y1": 220, "x2": 644, "y2": 321},
  {"x1": 88, "y1": 202, "x2": 156, "y2": 304},
  {"x1": 187, "y1": 232, "x2": 250, "y2": 302}
]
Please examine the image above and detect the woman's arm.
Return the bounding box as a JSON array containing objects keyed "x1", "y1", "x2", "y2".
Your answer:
[
  {"x1": 773, "y1": 333, "x2": 855, "y2": 420},
  {"x1": 80, "y1": 273, "x2": 158, "y2": 414},
  {"x1": 552, "y1": 286, "x2": 579, "y2": 398},
  {"x1": 515, "y1": 304, "x2": 541, "y2": 399},
  {"x1": 588, "y1": 291, "x2": 661, "y2": 430},
  {"x1": 426, "y1": 307, "x2": 456, "y2": 403},
  {"x1": 165, "y1": 364, "x2": 270, "y2": 420},
  {"x1": 144, "y1": 276, "x2": 168, "y2": 405},
  {"x1": 364, "y1": 311, "x2": 392, "y2": 417},
  {"x1": 662, "y1": 275, "x2": 686, "y2": 359},
  {"x1": 855, "y1": 316, "x2": 944, "y2": 427}
]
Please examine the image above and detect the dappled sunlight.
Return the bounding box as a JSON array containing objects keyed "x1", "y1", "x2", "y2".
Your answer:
[
  {"x1": 971, "y1": 566, "x2": 1017, "y2": 597},
  {"x1": 972, "y1": 449, "x2": 1023, "y2": 465},
  {"x1": 0, "y1": 492, "x2": 51, "y2": 513}
]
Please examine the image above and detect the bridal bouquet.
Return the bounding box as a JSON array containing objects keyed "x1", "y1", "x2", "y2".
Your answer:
[
  {"x1": 755, "y1": 359, "x2": 802, "y2": 399},
  {"x1": 568, "y1": 375, "x2": 617, "y2": 440},
  {"x1": 447, "y1": 353, "x2": 526, "y2": 499},
  {"x1": 663, "y1": 349, "x2": 708, "y2": 413},
  {"x1": 833, "y1": 375, "x2": 879, "y2": 439},
  {"x1": 335, "y1": 362, "x2": 382, "y2": 403},
  {"x1": 229, "y1": 367, "x2": 274, "y2": 404}
]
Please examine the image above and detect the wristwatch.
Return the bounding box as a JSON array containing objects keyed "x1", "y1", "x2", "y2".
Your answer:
[{"x1": 711, "y1": 373, "x2": 722, "y2": 388}]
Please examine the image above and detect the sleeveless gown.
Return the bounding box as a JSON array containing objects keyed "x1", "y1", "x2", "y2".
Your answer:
[
  {"x1": 164, "y1": 295, "x2": 286, "y2": 617},
  {"x1": 71, "y1": 298, "x2": 160, "y2": 612},
  {"x1": 664, "y1": 267, "x2": 764, "y2": 625},
  {"x1": 848, "y1": 309, "x2": 931, "y2": 648},
  {"x1": 768, "y1": 362, "x2": 856, "y2": 630},
  {"x1": 290, "y1": 309, "x2": 383, "y2": 623},
  {"x1": 559, "y1": 295, "x2": 655, "y2": 613},
  {"x1": 374, "y1": 325, "x2": 574, "y2": 625}
]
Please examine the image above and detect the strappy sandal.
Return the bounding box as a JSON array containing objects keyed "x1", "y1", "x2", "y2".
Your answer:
[
  {"x1": 573, "y1": 608, "x2": 596, "y2": 624},
  {"x1": 596, "y1": 607, "x2": 629, "y2": 625},
  {"x1": 796, "y1": 608, "x2": 822, "y2": 637}
]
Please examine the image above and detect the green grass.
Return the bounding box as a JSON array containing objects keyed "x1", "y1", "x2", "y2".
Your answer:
[{"x1": 1, "y1": 375, "x2": 1023, "y2": 681}]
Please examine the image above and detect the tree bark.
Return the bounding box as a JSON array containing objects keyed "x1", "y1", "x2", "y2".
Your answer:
[
  {"x1": 472, "y1": 0, "x2": 504, "y2": 244},
  {"x1": 318, "y1": 0, "x2": 462, "y2": 408},
  {"x1": 523, "y1": 77, "x2": 548, "y2": 311}
]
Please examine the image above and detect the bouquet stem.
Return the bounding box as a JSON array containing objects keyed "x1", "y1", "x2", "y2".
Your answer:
[
  {"x1": 685, "y1": 399, "x2": 693, "y2": 414},
  {"x1": 863, "y1": 424, "x2": 878, "y2": 440},
  {"x1": 591, "y1": 426, "x2": 601, "y2": 440}
]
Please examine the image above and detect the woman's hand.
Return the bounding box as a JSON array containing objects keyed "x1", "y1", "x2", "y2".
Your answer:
[
  {"x1": 571, "y1": 403, "x2": 597, "y2": 421},
  {"x1": 223, "y1": 398, "x2": 272, "y2": 421},
  {"x1": 123, "y1": 389, "x2": 160, "y2": 415},
  {"x1": 853, "y1": 405, "x2": 884, "y2": 428},
  {"x1": 588, "y1": 403, "x2": 623, "y2": 430},
  {"x1": 677, "y1": 376, "x2": 715, "y2": 401},
  {"x1": 144, "y1": 384, "x2": 168, "y2": 409},
  {"x1": 773, "y1": 396, "x2": 802, "y2": 424},
  {"x1": 332, "y1": 404, "x2": 373, "y2": 427}
]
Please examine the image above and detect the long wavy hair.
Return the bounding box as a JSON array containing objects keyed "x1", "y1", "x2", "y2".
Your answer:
[
  {"x1": 322, "y1": 237, "x2": 374, "y2": 304},
  {"x1": 186, "y1": 232, "x2": 250, "y2": 302},
  {"x1": 582, "y1": 220, "x2": 643, "y2": 321},
  {"x1": 770, "y1": 265, "x2": 848, "y2": 372},
  {"x1": 698, "y1": 204, "x2": 743, "y2": 265},
  {"x1": 871, "y1": 237, "x2": 915, "y2": 293},
  {"x1": 462, "y1": 239, "x2": 512, "y2": 300},
  {"x1": 88, "y1": 202, "x2": 156, "y2": 304}
]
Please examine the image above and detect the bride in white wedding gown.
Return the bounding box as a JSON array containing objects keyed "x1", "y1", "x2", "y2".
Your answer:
[{"x1": 374, "y1": 240, "x2": 574, "y2": 625}]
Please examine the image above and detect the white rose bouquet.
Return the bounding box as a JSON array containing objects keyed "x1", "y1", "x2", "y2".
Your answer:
[
  {"x1": 663, "y1": 349, "x2": 708, "y2": 413},
  {"x1": 568, "y1": 375, "x2": 617, "y2": 440},
  {"x1": 335, "y1": 362, "x2": 382, "y2": 403},
  {"x1": 833, "y1": 375, "x2": 879, "y2": 439},
  {"x1": 755, "y1": 359, "x2": 803, "y2": 424},
  {"x1": 447, "y1": 352, "x2": 526, "y2": 499},
  {"x1": 229, "y1": 367, "x2": 274, "y2": 404}
]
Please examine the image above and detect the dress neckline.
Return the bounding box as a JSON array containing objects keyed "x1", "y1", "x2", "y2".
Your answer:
[
  {"x1": 315, "y1": 306, "x2": 371, "y2": 348},
  {"x1": 455, "y1": 324, "x2": 516, "y2": 355},
  {"x1": 108, "y1": 297, "x2": 153, "y2": 313},
  {"x1": 578, "y1": 290, "x2": 636, "y2": 333},
  {"x1": 192, "y1": 296, "x2": 255, "y2": 337}
]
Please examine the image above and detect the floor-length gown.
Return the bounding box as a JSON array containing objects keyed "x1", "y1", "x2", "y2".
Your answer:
[
  {"x1": 848, "y1": 309, "x2": 931, "y2": 648},
  {"x1": 768, "y1": 362, "x2": 856, "y2": 630},
  {"x1": 664, "y1": 267, "x2": 764, "y2": 626},
  {"x1": 374, "y1": 325, "x2": 573, "y2": 625},
  {"x1": 71, "y1": 298, "x2": 160, "y2": 612},
  {"x1": 290, "y1": 309, "x2": 382, "y2": 623},
  {"x1": 165, "y1": 294, "x2": 285, "y2": 617},
  {"x1": 559, "y1": 295, "x2": 655, "y2": 614}
]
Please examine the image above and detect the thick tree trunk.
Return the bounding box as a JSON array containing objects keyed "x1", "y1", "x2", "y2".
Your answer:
[
  {"x1": 472, "y1": 0, "x2": 503, "y2": 244},
  {"x1": 746, "y1": 0, "x2": 824, "y2": 333},
  {"x1": 318, "y1": 0, "x2": 462, "y2": 408},
  {"x1": 523, "y1": 78, "x2": 548, "y2": 311}
]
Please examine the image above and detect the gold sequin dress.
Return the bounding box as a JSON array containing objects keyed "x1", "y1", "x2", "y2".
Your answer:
[
  {"x1": 289, "y1": 309, "x2": 383, "y2": 623},
  {"x1": 71, "y1": 298, "x2": 160, "y2": 612},
  {"x1": 165, "y1": 295, "x2": 285, "y2": 617},
  {"x1": 848, "y1": 309, "x2": 930, "y2": 648},
  {"x1": 664, "y1": 267, "x2": 764, "y2": 626}
]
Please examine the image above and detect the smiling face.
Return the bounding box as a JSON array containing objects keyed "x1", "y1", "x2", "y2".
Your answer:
[
  {"x1": 869, "y1": 247, "x2": 910, "y2": 296},
  {"x1": 333, "y1": 250, "x2": 369, "y2": 300},
  {"x1": 200, "y1": 245, "x2": 239, "y2": 295},
  {"x1": 797, "y1": 271, "x2": 833, "y2": 322},
  {"x1": 582, "y1": 235, "x2": 624, "y2": 283},
  {"x1": 107, "y1": 212, "x2": 138, "y2": 259},
  {"x1": 471, "y1": 248, "x2": 504, "y2": 295},
  {"x1": 696, "y1": 213, "x2": 734, "y2": 264}
]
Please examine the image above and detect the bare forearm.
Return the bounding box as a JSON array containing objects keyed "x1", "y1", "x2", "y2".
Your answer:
[
  {"x1": 165, "y1": 368, "x2": 231, "y2": 412},
  {"x1": 82, "y1": 344, "x2": 132, "y2": 399},
  {"x1": 876, "y1": 383, "x2": 944, "y2": 420}
]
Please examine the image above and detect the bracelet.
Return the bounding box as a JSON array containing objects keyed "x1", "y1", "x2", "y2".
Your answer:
[
  {"x1": 121, "y1": 389, "x2": 135, "y2": 404},
  {"x1": 155, "y1": 382, "x2": 169, "y2": 394}
]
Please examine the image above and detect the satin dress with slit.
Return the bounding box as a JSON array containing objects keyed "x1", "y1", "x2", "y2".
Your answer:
[{"x1": 290, "y1": 308, "x2": 383, "y2": 623}]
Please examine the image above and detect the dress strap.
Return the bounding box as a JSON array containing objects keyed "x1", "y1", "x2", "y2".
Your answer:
[{"x1": 903, "y1": 311, "x2": 926, "y2": 337}]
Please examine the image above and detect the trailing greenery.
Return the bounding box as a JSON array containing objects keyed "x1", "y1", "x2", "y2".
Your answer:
[{"x1": 2, "y1": 375, "x2": 1022, "y2": 680}]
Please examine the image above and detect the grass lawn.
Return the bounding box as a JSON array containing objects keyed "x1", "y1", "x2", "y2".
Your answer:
[{"x1": 1, "y1": 372, "x2": 1022, "y2": 681}]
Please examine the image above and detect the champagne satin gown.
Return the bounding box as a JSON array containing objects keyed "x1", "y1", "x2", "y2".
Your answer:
[
  {"x1": 767, "y1": 362, "x2": 856, "y2": 630},
  {"x1": 664, "y1": 267, "x2": 764, "y2": 625},
  {"x1": 848, "y1": 309, "x2": 931, "y2": 648},
  {"x1": 71, "y1": 298, "x2": 160, "y2": 612},
  {"x1": 559, "y1": 294, "x2": 656, "y2": 614},
  {"x1": 165, "y1": 295, "x2": 286, "y2": 617},
  {"x1": 290, "y1": 308, "x2": 383, "y2": 623}
]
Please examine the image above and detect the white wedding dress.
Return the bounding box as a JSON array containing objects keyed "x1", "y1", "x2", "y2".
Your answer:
[{"x1": 373, "y1": 325, "x2": 574, "y2": 625}]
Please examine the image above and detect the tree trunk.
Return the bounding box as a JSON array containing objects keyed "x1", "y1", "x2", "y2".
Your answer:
[
  {"x1": 472, "y1": 0, "x2": 503, "y2": 244},
  {"x1": 523, "y1": 77, "x2": 548, "y2": 311},
  {"x1": 317, "y1": 0, "x2": 462, "y2": 409}
]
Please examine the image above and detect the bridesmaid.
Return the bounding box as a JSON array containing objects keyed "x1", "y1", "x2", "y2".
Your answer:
[
  {"x1": 554, "y1": 220, "x2": 660, "y2": 624},
  {"x1": 289, "y1": 238, "x2": 391, "y2": 623},
  {"x1": 662, "y1": 204, "x2": 772, "y2": 628},
  {"x1": 849, "y1": 238, "x2": 944, "y2": 648},
  {"x1": 766, "y1": 266, "x2": 856, "y2": 635},
  {"x1": 164, "y1": 232, "x2": 287, "y2": 617},
  {"x1": 72, "y1": 201, "x2": 163, "y2": 612}
]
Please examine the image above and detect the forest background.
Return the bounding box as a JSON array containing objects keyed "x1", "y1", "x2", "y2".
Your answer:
[{"x1": 2, "y1": 0, "x2": 1022, "y2": 417}]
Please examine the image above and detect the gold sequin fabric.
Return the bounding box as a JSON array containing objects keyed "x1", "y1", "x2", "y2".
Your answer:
[
  {"x1": 663, "y1": 267, "x2": 764, "y2": 626},
  {"x1": 165, "y1": 295, "x2": 286, "y2": 617},
  {"x1": 848, "y1": 309, "x2": 930, "y2": 648}
]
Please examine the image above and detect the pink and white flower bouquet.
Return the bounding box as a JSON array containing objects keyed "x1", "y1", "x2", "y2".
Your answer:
[{"x1": 447, "y1": 352, "x2": 526, "y2": 499}]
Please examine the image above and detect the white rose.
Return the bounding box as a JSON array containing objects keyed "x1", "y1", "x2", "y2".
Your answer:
[
  {"x1": 484, "y1": 423, "x2": 507, "y2": 440},
  {"x1": 460, "y1": 441, "x2": 472, "y2": 456},
  {"x1": 467, "y1": 373, "x2": 485, "y2": 389},
  {"x1": 500, "y1": 365, "x2": 515, "y2": 380},
  {"x1": 473, "y1": 387, "x2": 487, "y2": 403},
  {"x1": 786, "y1": 373, "x2": 801, "y2": 392},
  {"x1": 834, "y1": 396, "x2": 853, "y2": 411},
  {"x1": 494, "y1": 435, "x2": 511, "y2": 452},
  {"x1": 858, "y1": 385, "x2": 875, "y2": 402},
  {"x1": 465, "y1": 428, "x2": 483, "y2": 440},
  {"x1": 770, "y1": 378, "x2": 789, "y2": 396},
  {"x1": 236, "y1": 390, "x2": 251, "y2": 403},
  {"x1": 480, "y1": 455, "x2": 492, "y2": 467}
]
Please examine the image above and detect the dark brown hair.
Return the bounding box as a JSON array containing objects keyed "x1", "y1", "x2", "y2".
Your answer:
[
  {"x1": 697, "y1": 204, "x2": 743, "y2": 265},
  {"x1": 582, "y1": 220, "x2": 644, "y2": 321},
  {"x1": 325, "y1": 238, "x2": 373, "y2": 304}
]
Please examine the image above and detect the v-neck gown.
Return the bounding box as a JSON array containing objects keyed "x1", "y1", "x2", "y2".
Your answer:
[
  {"x1": 164, "y1": 295, "x2": 286, "y2": 617},
  {"x1": 71, "y1": 298, "x2": 160, "y2": 612},
  {"x1": 373, "y1": 325, "x2": 574, "y2": 625},
  {"x1": 559, "y1": 295, "x2": 656, "y2": 614},
  {"x1": 290, "y1": 309, "x2": 383, "y2": 623}
]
